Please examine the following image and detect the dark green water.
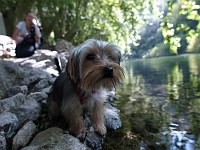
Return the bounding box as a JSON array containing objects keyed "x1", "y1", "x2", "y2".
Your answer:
[{"x1": 104, "y1": 54, "x2": 200, "y2": 150}]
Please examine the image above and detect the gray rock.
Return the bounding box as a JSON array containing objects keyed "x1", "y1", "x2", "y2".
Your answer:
[
  {"x1": 6, "y1": 86, "x2": 28, "y2": 98},
  {"x1": 31, "y1": 59, "x2": 52, "y2": 69},
  {"x1": 29, "y1": 127, "x2": 90, "y2": 150},
  {"x1": 55, "y1": 39, "x2": 73, "y2": 53},
  {"x1": 41, "y1": 86, "x2": 52, "y2": 94},
  {"x1": 0, "y1": 112, "x2": 19, "y2": 138},
  {"x1": 30, "y1": 127, "x2": 63, "y2": 147},
  {"x1": 14, "y1": 98, "x2": 41, "y2": 124},
  {"x1": 20, "y1": 76, "x2": 40, "y2": 87},
  {"x1": 0, "y1": 60, "x2": 24, "y2": 99},
  {"x1": 13, "y1": 51, "x2": 57, "y2": 80},
  {"x1": 20, "y1": 146, "x2": 39, "y2": 150},
  {"x1": 104, "y1": 102, "x2": 122, "y2": 130},
  {"x1": 27, "y1": 92, "x2": 48, "y2": 103},
  {"x1": 85, "y1": 131, "x2": 104, "y2": 150},
  {"x1": 33, "y1": 79, "x2": 50, "y2": 92},
  {"x1": 21, "y1": 69, "x2": 53, "y2": 86},
  {"x1": 12, "y1": 121, "x2": 37, "y2": 150},
  {"x1": 0, "y1": 133, "x2": 6, "y2": 150},
  {"x1": 0, "y1": 93, "x2": 26, "y2": 113},
  {"x1": 32, "y1": 50, "x2": 58, "y2": 62},
  {"x1": 0, "y1": 47, "x2": 123, "y2": 150}
]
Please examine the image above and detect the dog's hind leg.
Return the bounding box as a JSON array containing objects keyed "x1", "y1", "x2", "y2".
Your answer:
[{"x1": 47, "y1": 92, "x2": 60, "y2": 122}]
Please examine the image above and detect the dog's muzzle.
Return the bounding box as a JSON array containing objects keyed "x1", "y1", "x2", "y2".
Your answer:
[{"x1": 103, "y1": 66, "x2": 113, "y2": 78}]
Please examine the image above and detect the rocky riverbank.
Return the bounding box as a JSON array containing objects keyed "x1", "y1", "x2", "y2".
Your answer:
[{"x1": 0, "y1": 48, "x2": 122, "y2": 150}]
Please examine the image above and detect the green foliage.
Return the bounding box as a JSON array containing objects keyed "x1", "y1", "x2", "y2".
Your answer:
[
  {"x1": 1, "y1": 0, "x2": 149, "y2": 52},
  {"x1": 0, "y1": 0, "x2": 16, "y2": 12},
  {"x1": 149, "y1": 43, "x2": 169, "y2": 58},
  {"x1": 161, "y1": 0, "x2": 200, "y2": 54},
  {"x1": 1, "y1": 0, "x2": 200, "y2": 56}
]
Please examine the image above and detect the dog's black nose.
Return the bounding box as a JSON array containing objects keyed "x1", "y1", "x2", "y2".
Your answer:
[{"x1": 103, "y1": 66, "x2": 113, "y2": 78}]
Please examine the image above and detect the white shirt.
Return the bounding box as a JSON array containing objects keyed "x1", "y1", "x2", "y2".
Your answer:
[
  {"x1": 16, "y1": 21, "x2": 40, "y2": 47},
  {"x1": 16, "y1": 21, "x2": 29, "y2": 36}
]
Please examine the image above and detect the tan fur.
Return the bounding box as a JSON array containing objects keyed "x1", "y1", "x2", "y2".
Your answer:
[{"x1": 47, "y1": 39, "x2": 124, "y2": 138}]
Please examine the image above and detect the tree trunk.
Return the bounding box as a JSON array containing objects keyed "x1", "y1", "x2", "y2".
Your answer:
[{"x1": 3, "y1": 0, "x2": 35, "y2": 36}]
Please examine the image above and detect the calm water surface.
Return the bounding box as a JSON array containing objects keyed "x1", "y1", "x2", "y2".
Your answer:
[{"x1": 104, "y1": 54, "x2": 200, "y2": 150}]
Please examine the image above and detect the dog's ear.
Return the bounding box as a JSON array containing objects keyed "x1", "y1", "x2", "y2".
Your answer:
[
  {"x1": 66, "y1": 52, "x2": 79, "y2": 82},
  {"x1": 114, "y1": 45, "x2": 122, "y2": 64},
  {"x1": 118, "y1": 52, "x2": 122, "y2": 64}
]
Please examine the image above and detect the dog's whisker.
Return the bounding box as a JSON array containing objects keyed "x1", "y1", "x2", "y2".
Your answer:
[{"x1": 111, "y1": 79, "x2": 117, "y2": 90}]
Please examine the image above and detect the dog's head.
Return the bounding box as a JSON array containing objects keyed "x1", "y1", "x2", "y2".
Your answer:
[{"x1": 67, "y1": 39, "x2": 124, "y2": 91}]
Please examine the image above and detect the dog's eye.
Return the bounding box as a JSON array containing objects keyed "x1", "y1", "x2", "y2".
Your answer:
[
  {"x1": 108, "y1": 55, "x2": 113, "y2": 60},
  {"x1": 86, "y1": 54, "x2": 96, "y2": 61},
  {"x1": 108, "y1": 55, "x2": 116, "y2": 61}
]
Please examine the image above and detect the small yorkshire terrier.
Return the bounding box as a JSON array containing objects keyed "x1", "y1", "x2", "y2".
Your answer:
[{"x1": 47, "y1": 39, "x2": 124, "y2": 138}]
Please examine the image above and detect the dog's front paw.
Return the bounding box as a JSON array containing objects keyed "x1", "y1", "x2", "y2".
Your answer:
[
  {"x1": 69, "y1": 126, "x2": 86, "y2": 139},
  {"x1": 77, "y1": 127, "x2": 86, "y2": 139},
  {"x1": 93, "y1": 123, "x2": 107, "y2": 135}
]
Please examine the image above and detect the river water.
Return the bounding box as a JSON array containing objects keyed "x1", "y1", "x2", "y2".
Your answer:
[{"x1": 103, "y1": 54, "x2": 200, "y2": 150}]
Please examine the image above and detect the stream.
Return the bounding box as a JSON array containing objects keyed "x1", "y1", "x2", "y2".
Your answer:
[{"x1": 103, "y1": 54, "x2": 200, "y2": 150}]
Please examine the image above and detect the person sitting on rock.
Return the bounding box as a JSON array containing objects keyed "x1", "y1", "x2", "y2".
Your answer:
[{"x1": 12, "y1": 11, "x2": 42, "y2": 58}]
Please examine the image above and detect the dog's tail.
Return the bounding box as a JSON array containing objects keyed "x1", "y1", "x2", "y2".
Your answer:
[{"x1": 54, "y1": 56, "x2": 62, "y2": 74}]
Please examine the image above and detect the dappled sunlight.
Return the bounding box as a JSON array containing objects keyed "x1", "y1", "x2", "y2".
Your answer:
[
  {"x1": 11, "y1": 50, "x2": 60, "y2": 76},
  {"x1": 187, "y1": 35, "x2": 199, "y2": 52},
  {"x1": 188, "y1": 55, "x2": 200, "y2": 76},
  {"x1": 167, "y1": 64, "x2": 183, "y2": 100}
]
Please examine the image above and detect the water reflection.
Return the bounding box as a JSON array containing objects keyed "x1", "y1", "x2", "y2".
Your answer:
[{"x1": 104, "y1": 54, "x2": 200, "y2": 150}]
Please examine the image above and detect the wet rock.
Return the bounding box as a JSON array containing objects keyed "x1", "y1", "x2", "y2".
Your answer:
[
  {"x1": 0, "y1": 112, "x2": 19, "y2": 138},
  {"x1": 104, "y1": 102, "x2": 122, "y2": 130},
  {"x1": 80, "y1": 102, "x2": 122, "y2": 149},
  {"x1": 0, "y1": 133, "x2": 6, "y2": 150},
  {"x1": 29, "y1": 127, "x2": 90, "y2": 150},
  {"x1": 85, "y1": 131, "x2": 104, "y2": 150},
  {"x1": 0, "y1": 93, "x2": 26, "y2": 113},
  {"x1": 12, "y1": 121, "x2": 37, "y2": 150}
]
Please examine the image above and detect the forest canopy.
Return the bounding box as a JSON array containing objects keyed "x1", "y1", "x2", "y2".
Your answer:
[{"x1": 1, "y1": 0, "x2": 200, "y2": 58}]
